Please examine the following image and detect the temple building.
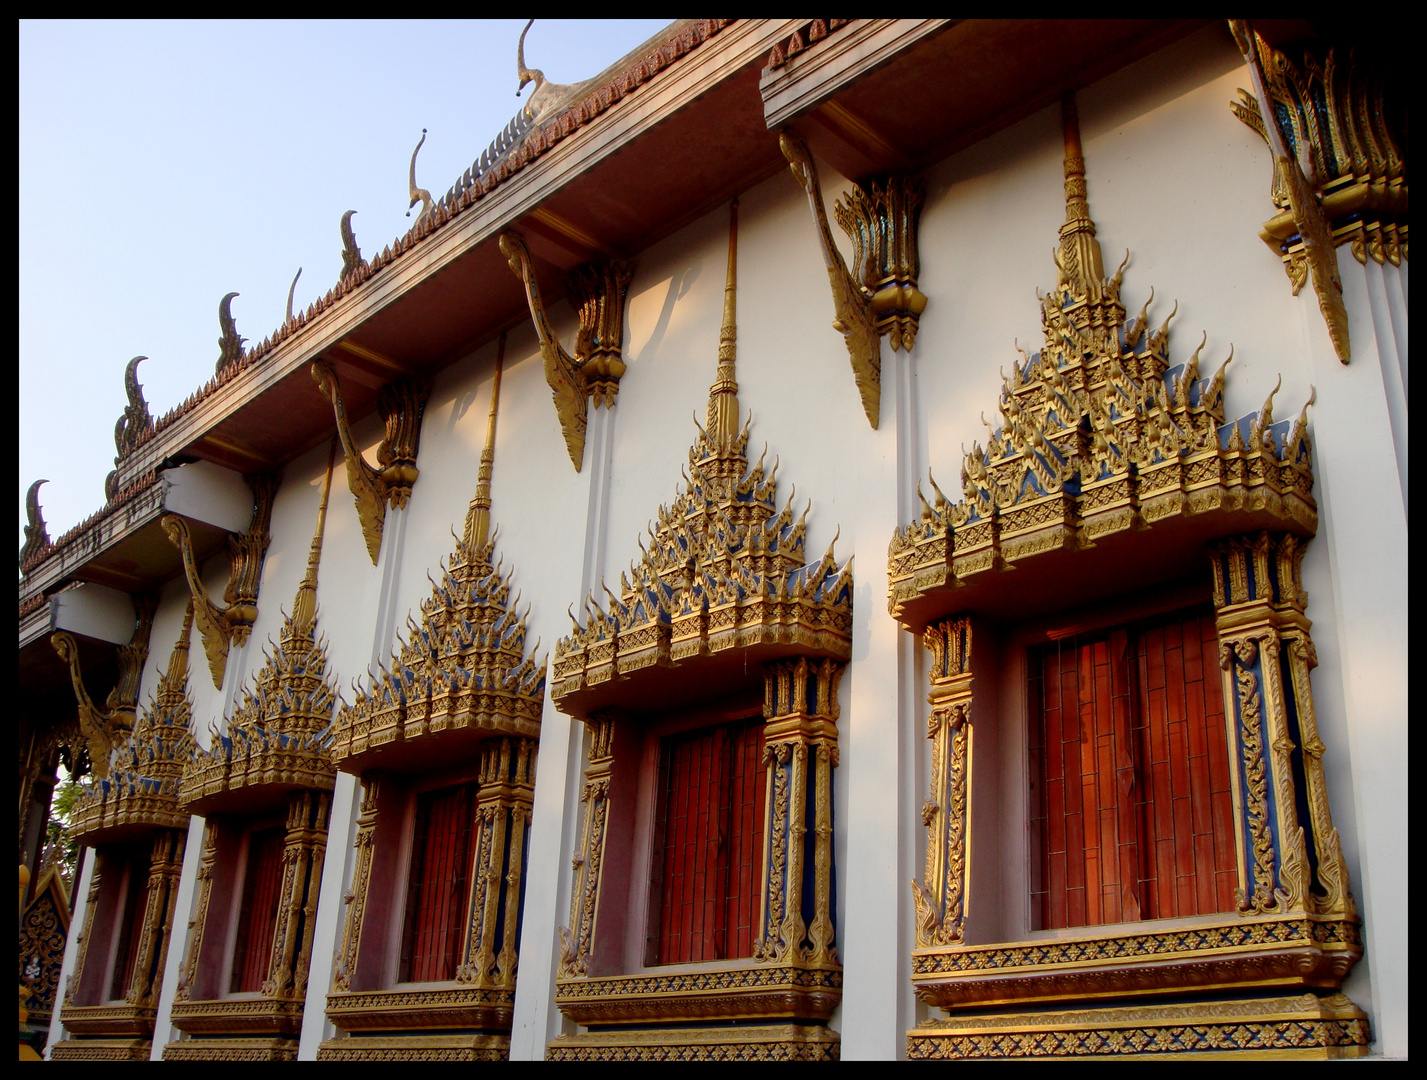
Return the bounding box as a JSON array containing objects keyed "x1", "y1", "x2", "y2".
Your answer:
[{"x1": 19, "y1": 19, "x2": 1406, "y2": 1061}]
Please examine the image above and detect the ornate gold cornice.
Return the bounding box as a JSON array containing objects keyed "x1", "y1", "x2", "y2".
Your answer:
[
  {"x1": 1229, "y1": 21, "x2": 1407, "y2": 365},
  {"x1": 547, "y1": 1024, "x2": 841, "y2": 1061},
  {"x1": 555, "y1": 963, "x2": 842, "y2": 1027},
  {"x1": 51, "y1": 591, "x2": 158, "y2": 780},
  {"x1": 780, "y1": 129, "x2": 926, "y2": 429},
  {"x1": 179, "y1": 455, "x2": 337, "y2": 811},
  {"x1": 70, "y1": 603, "x2": 197, "y2": 841},
  {"x1": 162, "y1": 1035, "x2": 299, "y2": 1061},
  {"x1": 325, "y1": 986, "x2": 515, "y2": 1033},
  {"x1": 499, "y1": 230, "x2": 633, "y2": 471},
  {"x1": 327, "y1": 340, "x2": 545, "y2": 770},
  {"x1": 162, "y1": 472, "x2": 278, "y2": 689},
  {"x1": 552, "y1": 203, "x2": 854, "y2": 712},
  {"x1": 310, "y1": 360, "x2": 430, "y2": 565},
  {"x1": 888, "y1": 94, "x2": 1317, "y2": 628},
  {"x1": 318, "y1": 1033, "x2": 510, "y2": 1061}
]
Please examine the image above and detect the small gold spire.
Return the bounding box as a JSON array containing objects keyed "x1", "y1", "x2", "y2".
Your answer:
[
  {"x1": 1058, "y1": 92, "x2": 1105, "y2": 298},
  {"x1": 707, "y1": 199, "x2": 740, "y2": 450},
  {"x1": 464, "y1": 334, "x2": 507, "y2": 551},
  {"x1": 291, "y1": 440, "x2": 337, "y2": 633},
  {"x1": 163, "y1": 599, "x2": 196, "y2": 687}
]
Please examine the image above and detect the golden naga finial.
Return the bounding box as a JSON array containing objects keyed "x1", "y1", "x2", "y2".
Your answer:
[
  {"x1": 285, "y1": 267, "x2": 302, "y2": 325},
  {"x1": 516, "y1": 19, "x2": 543, "y2": 97},
  {"x1": 407, "y1": 128, "x2": 435, "y2": 226},
  {"x1": 463, "y1": 335, "x2": 507, "y2": 552},
  {"x1": 707, "y1": 199, "x2": 741, "y2": 451}
]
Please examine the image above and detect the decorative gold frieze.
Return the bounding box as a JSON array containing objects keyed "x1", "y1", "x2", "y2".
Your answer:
[
  {"x1": 310, "y1": 359, "x2": 430, "y2": 566},
  {"x1": 888, "y1": 94, "x2": 1318, "y2": 627},
  {"x1": 318, "y1": 1033, "x2": 509, "y2": 1061},
  {"x1": 70, "y1": 603, "x2": 197, "y2": 840},
  {"x1": 547, "y1": 1024, "x2": 841, "y2": 1062},
  {"x1": 780, "y1": 129, "x2": 926, "y2": 429},
  {"x1": 51, "y1": 591, "x2": 158, "y2": 780},
  {"x1": 178, "y1": 458, "x2": 337, "y2": 810},
  {"x1": 51, "y1": 1038, "x2": 154, "y2": 1060},
  {"x1": 162, "y1": 1036, "x2": 299, "y2": 1061},
  {"x1": 162, "y1": 472, "x2": 277, "y2": 690},
  {"x1": 907, "y1": 992, "x2": 1369, "y2": 1060},
  {"x1": 1229, "y1": 21, "x2": 1408, "y2": 364},
  {"x1": 555, "y1": 964, "x2": 842, "y2": 1027},
  {"x1": 499, "y1": 230, "x2": 634, "y2": 471}
]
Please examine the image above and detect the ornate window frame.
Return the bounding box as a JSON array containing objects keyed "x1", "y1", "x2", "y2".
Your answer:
[{"x1": 891, "y1": 96, "x2": 1367, "y2": 1060}]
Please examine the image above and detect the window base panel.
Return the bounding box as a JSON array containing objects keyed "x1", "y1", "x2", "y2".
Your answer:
[
  {"x1": 50, "y1": 1038, "x2": 152, "y2": 1060},
  {"x1": 161, "y1": 1036, "x2": 298, "y2": 1060},
  {"x1": 317, "y1": 1033, "x2": 509, "y2": 1060},
  {"x1": 547, "y1": 1023, "x2": 840, "y2": 1061},
  {"x1": 907, "y1": 992, "x2": 1369, "y2": 1059}
]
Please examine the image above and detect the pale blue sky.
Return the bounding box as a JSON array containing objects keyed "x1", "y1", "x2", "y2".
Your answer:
[{"x1": 19, "y1": 18, "x2": 671, "y2": 554}]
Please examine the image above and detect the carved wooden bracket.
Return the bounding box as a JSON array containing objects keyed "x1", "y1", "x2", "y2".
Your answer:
[
  {"x1": 50, "y1": 591, "x2": 157, "y2": 779},
  {"x1": 499, "y1": 230, "x2": 634, "y2": 471},
  {"x1": 310, "y1": 360, "x2": 430, "y2": 565},
  {"x1": 161, "y1": 473, "x2": 277, "y2": 689},
  {"x1": 780, "y1": 129, "x2": 926, "y2": 429}
]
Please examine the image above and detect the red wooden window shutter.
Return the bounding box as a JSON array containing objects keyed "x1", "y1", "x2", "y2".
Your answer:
[
  {"x1": 400, "y1": 782, "x2": 477, "y2": 983},
  {"x1": 109, "y1": 849, "x2": 151, "y2": 1000},
  {"x1": 654, "y1": 716, "x2": 766, "y2": 965},
  {"x1": 1029, "y1": 604, "x2": 1236, "y2": 930},
  {"x1": 229, "y1": 826, "x2": 287, "y2": 993}
]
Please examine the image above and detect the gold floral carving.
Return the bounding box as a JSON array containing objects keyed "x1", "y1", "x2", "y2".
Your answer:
[
  {"x1": 162, "y1": 1036, "x2": 299, "y2": 1061},
  {"x1": 781, "y1": 129, "x2": 927, "y2": 429},
  {"x1": 174, "y1": 824, "x2": 217, "y2": 1004},
  {"x1": 908, "y1": 991, "x2": 1369, "y2": 1059},
  {"x1": 499, "y1": 229, "x2": 633, "y2": 471},
  {"x1": 50, "y1": 1038, "x2": 154, "y2": 1060},
  {"x1": 70, "y1": 603, "x2": 197, "y2": 841},
  {"x1": 1211, "y1": 532, "x2": 1358, "y2": 924},
  {"x1": 1230, "y1": 22, "x2": 1408, "y2": 363},
  {"x1": 560, "y1": 714, "x2": 614, "y2": 980},
  {"x1": 17, "y1": 864, "x2": 69, "y2": 1032},
  {"x1": 888, "y1": 95, "x2": 1318, "y2": 628},
  {"x1": 913, "y1": 616, "x2": 973, "y2": 948},
  {"x1": 331, "y1": 776, "x2": 379, "y2": 995},
  {"x1": 310, "y1": 360, "x2": 430, "y2": 565},
  {"x1": 162, "y1": 472, "x2": 278, "y2": 689},
  {"x1": 50, "y1": 591, "x2": 157, "y2": 780},
  {"x1": 178, "y1": 457, "x2": 337, "y2": 812},
  {"x1": 317, "y1": 1033, "x2": 509, "y2": 1060}
]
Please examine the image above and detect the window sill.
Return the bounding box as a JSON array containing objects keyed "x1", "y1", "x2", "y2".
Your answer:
[
  {"x1": 910, "y1": 912, "x2": 1361, "y2": 1009},
  {"x1": 554, "y1": 959, "x2": 842, "y2": 1026},
  {"x1": 325, "y1": 984, "x2": 515, "y2": 1032},
  {"x1": 168, "y1": 995, "x2": 304, "y2": 1036},
  {"x1": 58, "y1": 1001, "x2": 156, "y2": 1037}
]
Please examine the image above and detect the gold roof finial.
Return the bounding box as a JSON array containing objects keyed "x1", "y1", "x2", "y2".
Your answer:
[
  {"x1": 463, "y1": 334, "x2": 507, "y2": 551},
  {"x1": 290, "y1": 440, "x2": 336, "y2": 634},
  {"x1": 1057, "y1": 92, "x2": 1105, "y2": 300},
  {"x1": 161, "y1": 599, "x2": 196, "y2": 692},
  {"x1": 707, "y1": 199, "x2": 740, "y2": 450}
]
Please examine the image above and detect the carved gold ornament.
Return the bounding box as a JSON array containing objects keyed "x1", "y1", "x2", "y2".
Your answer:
[
  {"x1": 19, "y1": 478, "x2": 50, "y2": 573},
  {"x1": 780, "y1": 129, "x2": 926, "y2": 429},
  {"x1": 1228, "y1": 22, "x2": 1407, "y2": 364},
  {"x1": 499, "y1": 230, "x2": 634, "y2": 471},
  {"x1": 51, "y1": 592, "x2": 157, "y2": 780},
  {"x1": 105, "y1": 356, "x2": 156, "y2": 500},
  {"x1": 215, "y1": 292, "x2": 246, "y2": 374},
  {"x1": 310, "y1": 359, "x2": 430, "y2": 566},
  {"x1": 162, "y1": 472, "x2": 277, "y2": 689}
]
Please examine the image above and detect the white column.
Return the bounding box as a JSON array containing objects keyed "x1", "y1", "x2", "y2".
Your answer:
[
  {"x1": 1301, "y1": 249, "x2": 1408, "y2": 1060},
  {"x1": 838, "y1": 348, "x2": 912, "y2": 1059},
  {"x1": 44, "y1": 845, "x2": 97, "y2": 1056},
  {"x1": 509, "y1": 401, "x2": 616, "y2": 1060},
  {"x1": 297, "y1": 504, "x2": 411, "y2": 1059}
]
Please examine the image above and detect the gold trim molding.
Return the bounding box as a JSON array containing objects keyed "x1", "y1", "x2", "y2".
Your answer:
[
  {"x1": 1229, "y1": 21, "x2": 1407, "y2": 364},
  {"x1": 499, "y1": 230, "x2": 634, "y2": 471},
  {"x1": 317, "y1": 1033, "x2": 509, "y2": 1061},
  {"x1": 780, "y1": 129, "x2": 926, "y2": 429},
  {"x1": 162, "y1": 1036, "x2": 298, "y2": 1061},
  {"x1": 310, "y1": 360, "x2": 430, "y2": 565}
]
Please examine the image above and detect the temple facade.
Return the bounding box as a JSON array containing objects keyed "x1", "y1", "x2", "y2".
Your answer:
[{"x1": 19, "y1": 19, "x2": 1406, "y2": 1061}]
